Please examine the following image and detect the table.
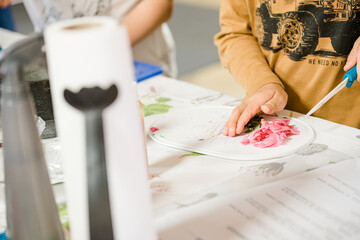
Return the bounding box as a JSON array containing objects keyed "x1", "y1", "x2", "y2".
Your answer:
[
  {"x1": 1, "y1": 27, "x2": 360, "y2": 237},
  {"x1": 138, "y1": 76, "x2": 360, "y2": 219},
  {"x1": 0, "y1": 72, "x2": 359, "y2": 237}
]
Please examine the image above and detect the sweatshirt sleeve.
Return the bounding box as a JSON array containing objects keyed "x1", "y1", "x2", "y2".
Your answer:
[{"x1": 214, "y1": 0, "x2": 284, "y2": 94}]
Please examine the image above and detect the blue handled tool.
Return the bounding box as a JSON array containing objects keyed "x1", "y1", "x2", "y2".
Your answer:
[
  {"x1": 306, "y1": 65, "x2": 357, "y2": 116},
  {"x1": 343, "y1": 64, "x2": 357, "y2": 88}
]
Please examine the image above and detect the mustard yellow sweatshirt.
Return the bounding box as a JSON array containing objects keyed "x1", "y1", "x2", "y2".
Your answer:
[{"x1": 215, "y1": 0, "x2": 360, "y2": 129}]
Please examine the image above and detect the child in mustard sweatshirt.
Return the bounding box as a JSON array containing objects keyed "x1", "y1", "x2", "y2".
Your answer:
[{"x1": 215, "y1": 0, "x2": 360, "y2": 136}]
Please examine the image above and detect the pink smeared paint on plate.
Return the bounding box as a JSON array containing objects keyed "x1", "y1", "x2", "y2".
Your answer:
[
  {"x1": 150, "y1": 127, "x2": 159, "y2": 133},
  {"x1": 241, "y1": 119, "x2": 299, "y2": 148}
]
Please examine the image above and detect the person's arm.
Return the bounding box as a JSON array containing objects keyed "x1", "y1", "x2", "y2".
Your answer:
[
  {"x1": 344, "y1": 36, "x2": 360, "y2": 84},
  {"x1": 122, "y1": 0, "x2": 173, "y2": 46},
  {"x1": 215, "y1": 0, "x2": 287, "y2": 137},
  {"x1": 0, "y1": 0, "x2": 12, "y2": 8}
]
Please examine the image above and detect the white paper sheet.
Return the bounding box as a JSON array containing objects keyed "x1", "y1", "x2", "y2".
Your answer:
[
  {"x1": 156, "y1": 158, "x2": 360, "y2": 240},
  {"x1": 0, "y1": 28, "x2": 26, "y2": 49}
]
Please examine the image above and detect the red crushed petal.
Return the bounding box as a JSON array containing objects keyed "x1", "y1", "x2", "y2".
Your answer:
[{"x1": 241, "y1": 119, "x2": 299, "y2": 148}]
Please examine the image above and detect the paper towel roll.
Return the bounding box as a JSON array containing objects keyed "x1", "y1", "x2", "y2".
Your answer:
[{"x1": 45, "y1": 17, "x2": 156, "y2": 240}]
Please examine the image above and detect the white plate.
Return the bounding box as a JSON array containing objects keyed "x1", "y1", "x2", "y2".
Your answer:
[{"x1": 149, "y1": 106, "x2": 314, "y2": 160}]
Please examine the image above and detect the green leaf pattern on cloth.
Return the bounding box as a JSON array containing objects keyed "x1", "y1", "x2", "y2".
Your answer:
[
  {"x1": 180, "y1": 152, "x2": 205, "y2": 158},
  {"x1": 141, "y1": 97, "x2": 173, "y2": 117},
  {"x1": 58, "y1": 203, "x2": 69, "y2": 230},
  {"x1": 155, "y1": 97, "x2": 171, "y2": 103},
  {"x1": 143, "y1": 103, "x2": 172, "y2": 117}
]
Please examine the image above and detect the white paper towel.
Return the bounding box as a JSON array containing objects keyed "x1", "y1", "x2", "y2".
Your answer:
[{"x1": 44, "y1": 16, "x2": 156, "y2": 240}]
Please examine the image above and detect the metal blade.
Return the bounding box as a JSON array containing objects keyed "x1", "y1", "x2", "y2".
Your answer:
[{"x1": 306, "y1": 78, "x2": 347, "y2": 116}]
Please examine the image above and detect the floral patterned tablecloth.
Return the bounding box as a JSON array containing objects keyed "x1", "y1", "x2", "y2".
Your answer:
[
  {"x1": 138, "y1": 76, "x2": 360, "y2": 218},
  {"x1": 0, "y1": 74, "x2": 359, "y2": 234}
]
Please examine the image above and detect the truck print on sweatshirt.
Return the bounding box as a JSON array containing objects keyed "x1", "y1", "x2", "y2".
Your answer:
[{"x1": 255, "y1": 0, "x2": 360, "y2": 61}]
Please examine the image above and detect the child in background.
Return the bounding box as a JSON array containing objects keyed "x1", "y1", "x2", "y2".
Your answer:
[
  {"x1": 215, "y1": 0, "x2": 360, "y2": 137},
  {"x1": 22, "y1": 0, "x2": 177, "y2": 78},
  {"x1": 0, "y1": 0, "x2": 11, "y2": 8}
]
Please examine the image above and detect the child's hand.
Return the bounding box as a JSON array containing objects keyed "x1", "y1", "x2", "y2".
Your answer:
[
  {"x1": 222, "y1": 83, "x2": 288, "y2": 137},
  {"x1": 344, "y1": 36, "x2": 360, "y2": 83}
]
